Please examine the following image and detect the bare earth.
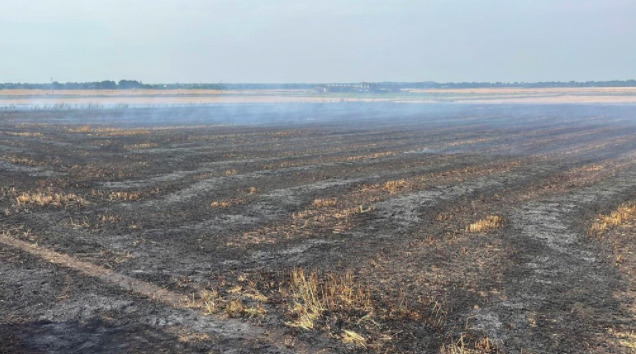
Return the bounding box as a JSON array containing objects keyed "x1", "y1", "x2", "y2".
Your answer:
[{"x1": 1, "y1": 103, "x2": 636, "y2": 353}]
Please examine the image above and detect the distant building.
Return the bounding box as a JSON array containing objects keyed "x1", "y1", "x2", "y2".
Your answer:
[{"x1": 316, "y1": 83, "x2": 401, "y2": 94}]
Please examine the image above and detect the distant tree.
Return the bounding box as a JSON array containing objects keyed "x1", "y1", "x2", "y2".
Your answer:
[
  {"x1": 97, "y1": 80, "x2": 117, "y2": 89},
  {"x1": 118, "y1": 80, "x2": 143, "y2": 89}
]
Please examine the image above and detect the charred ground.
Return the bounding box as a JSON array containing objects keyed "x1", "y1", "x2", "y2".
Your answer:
[{"x1": 1, "y1": 103, "x2": 636, "y2": 353}]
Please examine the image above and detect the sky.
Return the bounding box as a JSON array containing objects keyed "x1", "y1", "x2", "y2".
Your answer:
[{"x1": 1, "y1": 0, "x2": 635, "y2": 83}]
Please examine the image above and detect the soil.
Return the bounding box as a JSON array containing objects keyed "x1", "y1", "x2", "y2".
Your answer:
[{"x1": 1, "y1": 103, "x2": 636, "y2": 353}]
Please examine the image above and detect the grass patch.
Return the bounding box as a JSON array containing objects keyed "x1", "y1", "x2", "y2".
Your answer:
[
  {"x1": 589, "y1": 201, "x2": 636, "y2": 237},
  {"x1": 466, "y1": 216, "x2": 504, "y2": 233},
  {"x1": 188, "y1": 268, "x2": 440, "y2": 350},
  {"x1": 384, "y1": 179, "x2": 409, "y2": 194},
  {"x1": 68, "y1": 125, "x2": 150, "y2": 136},
  {"x1": 15, "y1": 191, "x2": 88, "y2": 208},
  {"x1": 312, "y1": 198, "x2": 338, "y2": 208},
  {"x1": 341, "y1": 330, "x2": 367, "y2": 348},
  {"x1": 2, "y1": 154, "x2": 39, "y2": 166},
  {"x1": 5, "y1": 132, "x2": 44, "y2": 138},
  {"x1": 274, "y1": 268, "x2": 438, "y2": 350},
  {"x1": 609, "y1": 328, "x2": 636, "y2": 352},
  {"x1": 440, "y1": 334, "x2": 499, "y2": 354},
  {"x1": 66, "y1": 213, "x2": 119, "y2": 229},
  {"x1": 187, "y1": 284, "x2": 268, "y2": 320},
  {"x1": 211, "y1": 197, "x2": 247, "y2": 209},
  {"x1": 289, "y1": 204, "x2": 375, "y2": 234},
  {"x1": 123, "y1": 142, "x2": 158, "y2": 149},
  {"x1": 283, "y1": 268, "x2": 372, "y2": 330},
  {"x1": 109, "y1": 188, "x2": 159, "y2": 201}
]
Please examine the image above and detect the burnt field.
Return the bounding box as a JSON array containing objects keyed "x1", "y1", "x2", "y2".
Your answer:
[{"x1": 1, "y1": 103, "x2": 636, "y2": 353}]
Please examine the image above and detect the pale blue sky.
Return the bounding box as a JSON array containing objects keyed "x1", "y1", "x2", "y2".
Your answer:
[{"x1": 2, "y1": 0, "x2": 635, "y2": 83}]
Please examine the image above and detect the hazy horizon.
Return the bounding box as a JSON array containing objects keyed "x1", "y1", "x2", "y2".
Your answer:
[
  {"x1": 5, "y1": 79, "x2": 636, "y2": 86},
  {"x1": 2, "y1": 0, "x2": 636, "y2": 84}
]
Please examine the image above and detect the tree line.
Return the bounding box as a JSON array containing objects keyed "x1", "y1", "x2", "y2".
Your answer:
[
  {"x1": 2, "y1": 80, "x2": 636, "y2": 90},
  {"x1": 0, "y1": 80, "x2": 227, "y2": 90}
]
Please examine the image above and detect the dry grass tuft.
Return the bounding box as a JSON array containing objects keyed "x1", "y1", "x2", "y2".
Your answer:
[
  {"x1": 2, "y1": 155, "x2": 39, "y2": 166},
  {"x1": 184, "y1": 268, "x2": 437, "y2": 350},
  {"x1": 211, "y1": 200, "x2": 231, "y2": 208},
  {"x1": 589, "y1": 202, "x2": 636, "y2": 237},
  {"x1": 123, "y1": 143, "x2": 157, "y2": 149},
  {"x1": 0, "y1": 187, "x2": 18, "y2": 200},
  {"x1": 177, "y1": 332, "x2": 211, "y2": 343},
  {"x1": 269, "y1": 267, "x2": 434, "y2": 349},
  {"x1": 5, "y1": 131, "x2": 44, "y2": 138},
  {"x1": 188, "y1": 282, "x2": 268, "y2": 320},
  {"x1": 288, "y1": 204, "x2": 374, "y2": 235},
  {"x1": 572, "y1": 164, "x2": 604, "y2": 173},
  {"x1": 384, "y1": 179, "x2": 409, "y2": 194},
  {"x1": 225, "y1": 299, "x2": 246, "y2": 318},
  {"x1": 67, "y1": 213, "x2": 119, "y2": 229},
  {"x1": 283, "y1": 268, "x2": 372, "y2": 330},
  {"x1": 466, "y1": 216, "x2": 504, "y2": 233},
  {"x1": 243, "y1": 302, "x2": 267, "y2": 318},
  {"x1": 608, "y1": 328, "x2": 636, "y2": 351},
  {"x1": 109, "y1": 191, "x2": 144, "y2": 201},
  {"x1": 15, "y1": 191, "x2": 88, "y2": 208},
  {"x1": 108, "y1": 188, "x2": 159, "y2": 202},
  {"x1": 341, "y1": 330, "x2": 367, "y2": 348},
  {"x1": 211, "y1": 197, "x2": 247, "y2": 209},
  {"x1": 440, "y1": 334, "x2": 499, "y2": 354},
  {"x1": 284, "y1": 269, "x2": 325, "y2": 330},
  {"x1": 312, "y1": 198, "x2": 338, "y2": 208},
  {"x1": 198, "y1": 289, "x2": 220, "y2": 314},
  {"x1": 68, "y1": 125, "x2": 150, "y2": 136},
  {"x1": 99, "y1": 214, "x2": 118, "y2": 223}
]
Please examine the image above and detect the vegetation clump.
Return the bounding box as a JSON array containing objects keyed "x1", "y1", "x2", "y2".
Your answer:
[
  {"x1": 589, "y1": 202, "x2": 636, "y2": 237},
  {"x1": 15, "y1": 191, "x2": 87, "y2": 208},
  {"x1": 466, "y1": 215, "x2": 504, "y2": 233}
]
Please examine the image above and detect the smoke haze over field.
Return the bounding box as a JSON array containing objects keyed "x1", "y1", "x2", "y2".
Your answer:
[{"x1": 2, "y1": 0, "x2": 636, "y2": 84}]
